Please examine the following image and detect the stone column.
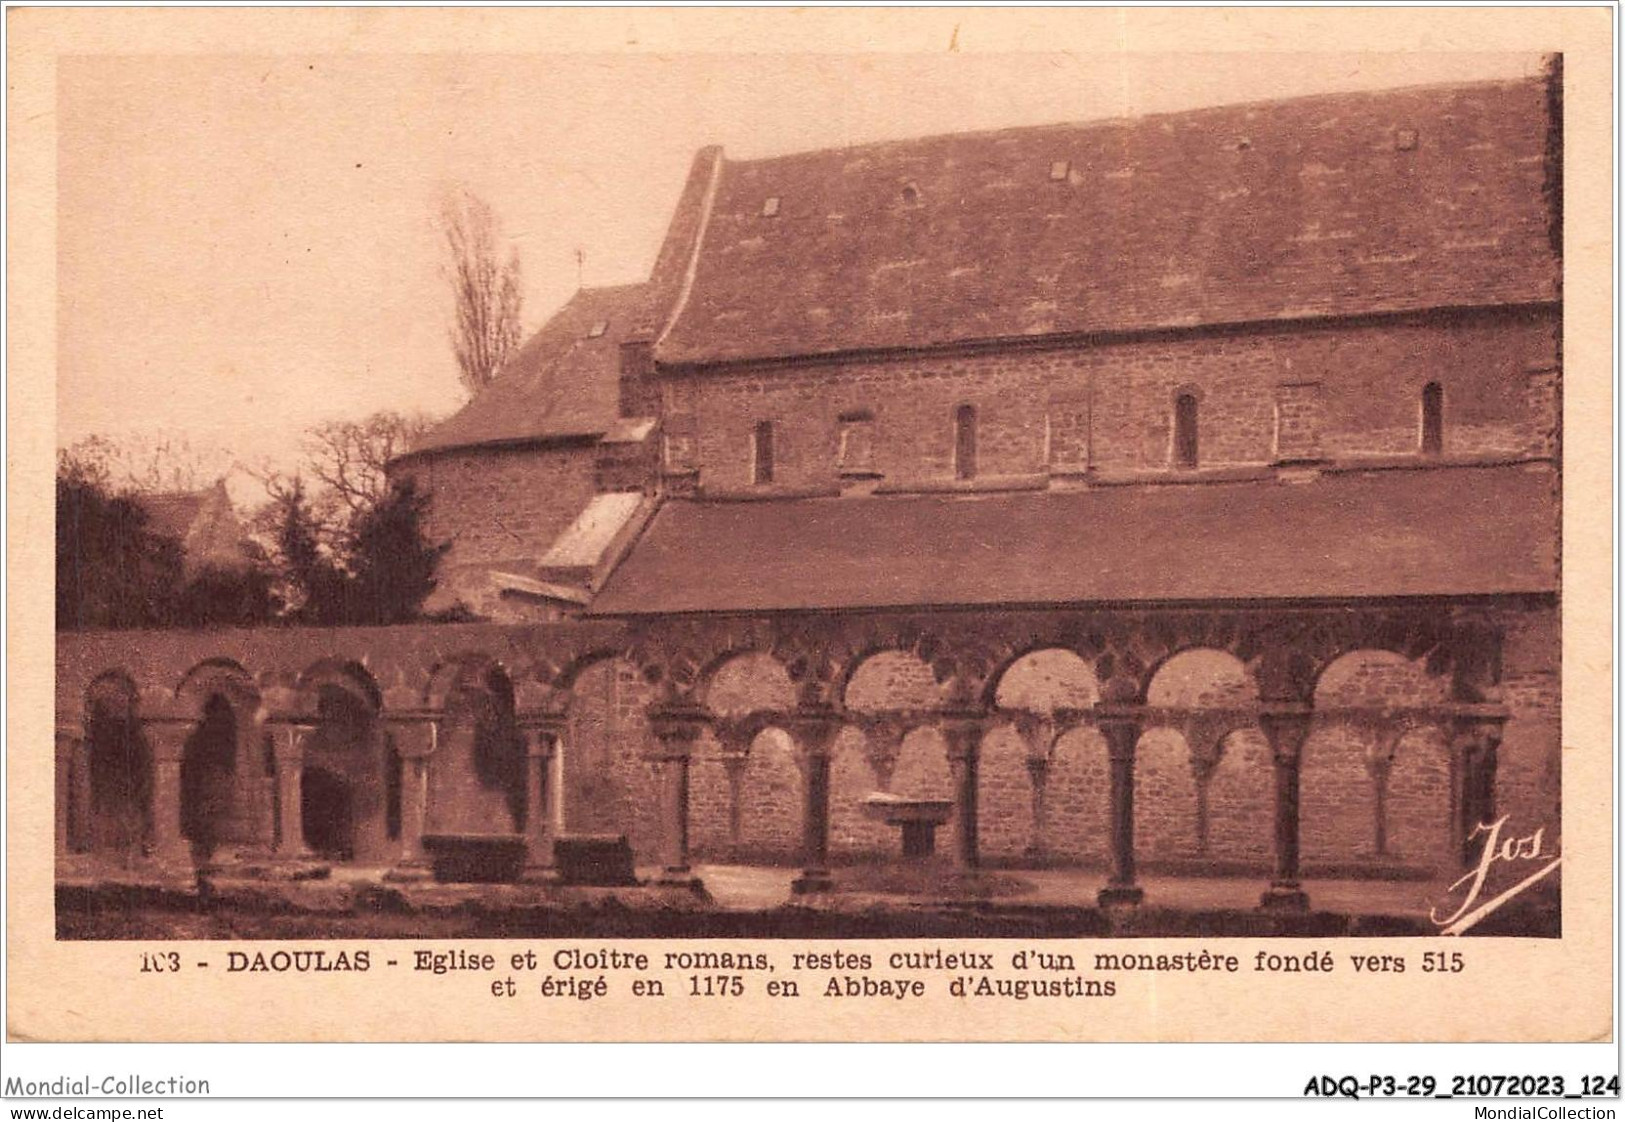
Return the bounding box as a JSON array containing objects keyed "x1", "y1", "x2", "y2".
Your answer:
[
  {"x1": 940, "y1": 709, "x2": 987, "y2": 872},
  {"x1": 55, "y1": 726, "x2": 82, "y2": 856},
  {"x1": 143, "y1": 720, "x2": 193, "y2": 869},
  {"x1": 788, "y1": 704, "x2": 844, "y2": 894},
  {"x1": 1450, "y1": 712, "x2": 1507, "y2": 867},
  {"x1": 272, "y1": 723, "x2": 314, "y2": 860},
  {"x1": 721, "y1": 754, "x2": 749, "y2": 857},
  {"x1": 519, "y1": 717, "x2": 564, "y2": 874},
  {"x1": 646, "y1": 701, "x2": 709, "y2": 889},
  {"x1": 711, "y1": 717, "x2": 758, "y2": 861},
  {"x1": 1011, "y1": 712, "x2": 1060, "y2": 860},
  {"x1": 1259, "y1": 706, "x2": 1314, "y2": 912},
  {"x1": 1096, "y1": 711, "x2": 1144, "y2": 906},
  {"x1": 70, "y1": 734, "x2": 94, "y2": 854},
  {"x1": 389, "y1": 717, "x2": 436, "y2": 871}
]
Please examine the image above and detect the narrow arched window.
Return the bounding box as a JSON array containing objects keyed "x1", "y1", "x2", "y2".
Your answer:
[
  {"x1": 1174, "y1": 393, "x2": 1199, "y2": 468},
  {"x1": 954, "y1": 405, "x2": 977, "y2": 480},
  {"x1": 752, "y1": 421, "x2": 775, "y2": 485},
  {"x1": 1421, "y1": 381, "x2": 1444, "y2": 455}
]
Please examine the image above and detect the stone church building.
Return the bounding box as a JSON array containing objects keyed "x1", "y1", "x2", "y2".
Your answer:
[{"x1": 57, "y1": 74, "x2": 1561, "y2": 913}]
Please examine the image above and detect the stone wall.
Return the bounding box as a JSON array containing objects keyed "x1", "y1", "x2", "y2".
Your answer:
[
  {"x1": 394, "y1": 443, "x2": 601, "y2": 610},
  {"x1": 666, "y1": 310, "x2": 1558, "y2": 488}
]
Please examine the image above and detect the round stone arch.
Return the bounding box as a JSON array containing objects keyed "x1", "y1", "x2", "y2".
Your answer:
[
  {"x1": 839, "y1": 646, "x2": 944, "y2": 713},
  {"x1": 982, "y1": 647, "x2": 1099, "y2": 861},
  {"x1": 1141, "y1": 647, "x2": 1266, "y2": 863},
  {"x1": 544, "y1": 647, "x2": 662, "y2": 860},
  {"x1": 422, "y1": 654, "x2": 526, "y2": 838},
  {"x1": 1305, "y1": 648, "x2": 1454, "y2": 868},
  {"x1": 296, "y1": 659, "x2": 387, "y2": 862},
  {"x1": 701, "y1": 648, "x2": 796, "y2": 717},
  {"x1": 172, "y1": 658, "x2": 267, "y2": 859}
]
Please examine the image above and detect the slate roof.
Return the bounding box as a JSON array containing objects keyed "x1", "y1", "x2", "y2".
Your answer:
[
  {"x1": 141, "y1": 492, "x2": 206, "y2": 541},
  {"x1": 657, "y1": 77, "x2": 1559, "y2": 365},
  {"x1": 589, "y1": 465, "x2": 1558, "y2": 615},
  {"x1": 407, "y1": 284, "x2": 651, "y2": 458},
  {"x1": 140, "y1": 481, "x2": 254, "y2": 573}
]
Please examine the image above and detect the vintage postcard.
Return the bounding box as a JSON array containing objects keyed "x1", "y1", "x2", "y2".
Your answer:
[{"x1": 5, "y1": 6, "x2": 1615, "y2": 1056}]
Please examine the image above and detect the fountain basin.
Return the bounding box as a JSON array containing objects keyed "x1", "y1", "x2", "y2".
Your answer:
[{"x1": 862, "y1": 794, "x2": 954, "y2": 858}]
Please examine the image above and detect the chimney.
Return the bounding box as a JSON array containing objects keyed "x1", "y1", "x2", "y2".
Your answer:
[{"x1": 618, "y1": 340, "x2": 657, "y2": 419}]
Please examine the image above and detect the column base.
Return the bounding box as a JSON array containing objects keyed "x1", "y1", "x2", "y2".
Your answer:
[
  {"x1": 382, "y1": 860, "x2": 433, "y2": 883},
  {"x1": 655, "y1": 870, "x2": 706, "y2": 893},
  {"x1": 1259, "y1": 884, "x2": 1310, "y2": 912},
  {"x1": 791, "y1": 869, "x2": 836, "y2": 895},
  {"x1": 1097, "y1": 883, "x2": 1145, "y2": 908}
]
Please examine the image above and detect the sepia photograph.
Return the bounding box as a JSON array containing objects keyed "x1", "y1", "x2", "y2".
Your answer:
[
  {"x1": 7, "y1": 6, "x2": 1614, "y2": 1059},
  {"x1": 50, "y1": 47, "x2": 1565, "y2": 944}
]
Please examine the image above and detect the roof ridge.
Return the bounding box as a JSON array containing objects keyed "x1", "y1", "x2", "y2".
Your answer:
[{"x1": 718, "y1": 73, "x2": 1543, "y2": 168}]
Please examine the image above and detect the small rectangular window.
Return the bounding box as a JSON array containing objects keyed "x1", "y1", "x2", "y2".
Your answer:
[
  {"x1": 1049, "y1": 160, "x2": 1070, "y2": 181},
  {"x1": 762, "y1": 196, "x2": 781, "y2": 218},
  {"x1": 587, "y1": 320, "x2": 608, "y2": 339},
  {"x1": 1174, "y1": 394, "x2": 1199, "y2": 469},
  {"x1": 837, "y1": 410, "x2": 876, "y2": 476},
  {"x1": 954, "y1": 405, "x2": 977, "y2": 481},
  {"x1": 1421, "y1": 382, "x2": 1444, "y2": 455},
  {"x1": 752, "y1": 421, "x2": 775, "y2": 485}
]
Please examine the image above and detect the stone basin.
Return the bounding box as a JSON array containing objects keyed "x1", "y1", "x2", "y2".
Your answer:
[
  {"x1": 420, "y1": 834, "x2": 528, "y2": 884},
  {"x1": 862, "y1": 794, "x2": 954, "y2": 858}
]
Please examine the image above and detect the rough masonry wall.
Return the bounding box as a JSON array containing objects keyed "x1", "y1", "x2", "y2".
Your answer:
[
  {"x1": 668, "y1": 310, "x2": 1557, "y2": 488},
  {"x1": 395, "y1": 444, "x2": 600, "y2": 610}
]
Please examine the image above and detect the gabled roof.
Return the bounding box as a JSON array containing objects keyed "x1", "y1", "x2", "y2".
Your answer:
[
  {"x1": 657, "y1": 77, "x2": 1559, "y2": 365},
  {"x1": 589, "y1": 464, "x2": 1558, "y2": 615},
  {"x1": 408, "y1": 283, "x2": 651, "y2": 458},
  {"x1": 140, "y1": 480, "x2": 253, "y2": 573}
]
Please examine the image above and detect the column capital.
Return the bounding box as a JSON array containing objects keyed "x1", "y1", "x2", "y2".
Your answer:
[
  {"x1": 784, "y1": 704, "x2": 845, "y2": 759},
  {"x1": 265, "y1": 719, "x2": 318, "y2": 758},
  {"x1": 516, "y1": 709, "x2": 570, "y2": 736},
  {"x1": 853, "y1": 710, "x2": 914, "y2": 752},
  {"x1": 646, "y1": 700, "x2": 710, "y2": 759},
  {"x1": 1449, "y1": 709, "x2": 1508, "y2": 755},
  {"x1": 937, "y1": 707, "x2": 988, "y2": 762},
  {"x1": 1007, "y1": 711, "x2": 1058, "y2": 761},
  {"x1": 141, "y1": 717, "x2": 194, "y2": 762},
  {"x1": 389, "y1": 719, "x2": 438, "y2": 761},
  {"x1": 520, "y1": 726, "x2": 561, "y2": 760},
  {"x1": 1093, "y1": 705, "x2": 1145, "y2": 761},
  {"x1": 1257, "y1": 704, "x2": 1315, "y2": 764},
  {"x1": 710, "y1": 712, "x2": 768, "y2": 756}
]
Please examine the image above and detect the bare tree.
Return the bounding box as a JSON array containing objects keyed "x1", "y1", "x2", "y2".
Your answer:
[
  {"x1": 438, "y1": 188, "x2": 523, "y2": 396},
  {"x1": 303, "y1": 410, "x2": 437, "y2": 517},
  {"x1": 59, "y1": 431, "x2": 221, "y2": 494}
]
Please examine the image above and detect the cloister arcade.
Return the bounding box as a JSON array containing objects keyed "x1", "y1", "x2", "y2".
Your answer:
[{"x1": 55, "y1": 600, "x2": 1542, "y2": 911}]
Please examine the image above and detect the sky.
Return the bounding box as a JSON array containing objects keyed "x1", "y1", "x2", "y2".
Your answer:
[{"x1": 56, "y1": 49, "x2": 1545, "y2": 496}]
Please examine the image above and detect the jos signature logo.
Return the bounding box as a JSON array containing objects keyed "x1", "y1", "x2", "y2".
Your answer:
[{"x1": 1430, "y1": 815, "x2": 1561, "y2": 936}]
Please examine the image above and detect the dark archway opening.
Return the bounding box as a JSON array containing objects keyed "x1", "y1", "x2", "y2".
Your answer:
[
  {"x1": 86, "y1": 711, "x2": 152, "y2": 857},
  {"x1": 181, "y1": 694, "x2": 238, "y2": 859},
  {"x1": 301, "y1": 765, "x2": 355, "y2": 860}
]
